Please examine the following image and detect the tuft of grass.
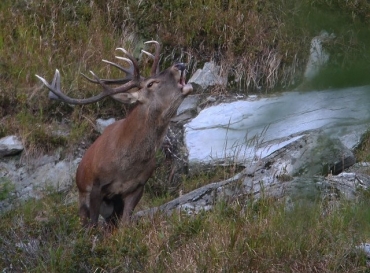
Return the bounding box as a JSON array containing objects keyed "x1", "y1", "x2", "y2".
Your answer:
[
  {"x1": 1, "y1": 187, "x2": 370, "y2": 272},
  {"x1": 355, "y1": 130, "x2": 370, "y2": 162},
  {"x1": 0, "y1": 178, "x2": 15, "y2": 202}
]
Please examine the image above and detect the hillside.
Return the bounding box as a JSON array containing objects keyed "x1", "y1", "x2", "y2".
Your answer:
[
  {"x1": 1, "y1": 1, "x2": 370, "y2": 271},
  {"x1": 1, "y1": 0, "x2": 370, "y2": 152}
]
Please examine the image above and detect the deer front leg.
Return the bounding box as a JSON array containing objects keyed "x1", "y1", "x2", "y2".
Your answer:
[
  {"x1": 78, "y1": 191, "x2": 90, "y2": 227},
  {"x1": 121, "y1": 185, "x2": 144, "y2": 224},
  {"x1": 89, "y1": 184, "x2": 103, "y2": 227}
]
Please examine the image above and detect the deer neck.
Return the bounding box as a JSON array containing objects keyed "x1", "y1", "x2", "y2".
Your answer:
[
  {"x1": 122, "y1": 103, "x2": 169, "y2": 143},
  {"x1": 159, "y1": 93, "x2": 184, "y2": 122}
]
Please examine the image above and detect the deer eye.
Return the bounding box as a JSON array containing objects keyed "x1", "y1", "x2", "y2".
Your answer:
[{"x1": 147, "y1": 81, "x2": 154, "y2": 88}]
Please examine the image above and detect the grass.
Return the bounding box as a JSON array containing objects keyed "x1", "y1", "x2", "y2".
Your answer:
[
  {"x1": 1, "y1": 0, "x2": 370, "y2": 153},
  {"x1": 0, "y1": 178, "x2": 15, "y2": 202},
  {"x1": 1, "y1": 189, "x2": 370, "y2": 272},
  {"x1": 356, "y1": 130, "x2": 370, "y2": 162},
  {"x1": 1, "y1": 1, "x2": 370, "y2": 271}
]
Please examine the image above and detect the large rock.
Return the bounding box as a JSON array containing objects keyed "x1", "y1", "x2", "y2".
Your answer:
[
  {"x1": 304, "y1": 31, "x2": 335, "y2": 80},
  {"x1": 172, "y1": 95, "x2": 200, "y2": 123},
  {"x1": 136, "y1": 132, "x2": 367, "y2": 217},
  {"x1": 184, "y1": 85, "x2": 370, "y2": 166},
  {"x1": 0, "y1": 152, "x2": 80, "y2": 212},
  {"x1": 189, "y1": 62, "x2": 227, "y2": 91}
]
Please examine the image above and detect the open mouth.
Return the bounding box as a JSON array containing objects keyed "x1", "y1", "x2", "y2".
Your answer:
[
  {"x1": 174, "y1": 63, "x2": 187, "y2": 87},
  {"x1": 174, "y1": 62, "x2": 192, "y2": 95},
  {"x1": 176, "y1": 68, "x2": 187, "y2": 88},
  {"x1": 180, "y1": 69, "x2": 186, "y2": 86}
]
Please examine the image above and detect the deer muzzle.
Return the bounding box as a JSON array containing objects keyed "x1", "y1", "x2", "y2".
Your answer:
[{"x1": 175, "y1": 63, "x2": 193, "y2": 95}]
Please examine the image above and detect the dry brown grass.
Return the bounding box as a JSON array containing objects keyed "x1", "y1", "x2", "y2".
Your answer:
[
  {"x1": 1, "y1": 0, "x2": 370, "y2": 152},
  {"x1": 2, "y1": 192, "x2": 369, "y2": 272}
]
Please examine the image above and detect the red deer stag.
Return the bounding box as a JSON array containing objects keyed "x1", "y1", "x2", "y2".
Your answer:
[{"x1": 36, "y1": 41, "x2": 193, "y2": 227}]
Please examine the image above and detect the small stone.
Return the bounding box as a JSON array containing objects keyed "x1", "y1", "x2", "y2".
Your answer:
[
  {"x1": 96, "y1": 118, "x2": 116, "y2": 134},
  {"x1": 0, "y1": 136, "x2": 24, "y2": 157}
]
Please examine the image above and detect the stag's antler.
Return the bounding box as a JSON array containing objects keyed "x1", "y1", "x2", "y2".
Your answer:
[
  {"x1": 35, "y1": 42, "x2": 163, "y2": 105},
  {"x1": 141, "y1": 40, "x2": 161, "y2": 76},
  {"x1": 81, "y1": 58, "x2": 135, "y2": 85},
  {"x1": 35, "y1": 69, "x2": 140, "y2": 105},
  {"x1": 68, "y1": 41, "x2": 161, "y2": 89},
  {"x1": 81, "y1": 41, "x2": 160, "y2": 85}
]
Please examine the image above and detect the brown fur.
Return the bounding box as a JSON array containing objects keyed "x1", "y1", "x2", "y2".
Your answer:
[{"x1": 76, "y1": 64, "x2": 192, "y2": 227}]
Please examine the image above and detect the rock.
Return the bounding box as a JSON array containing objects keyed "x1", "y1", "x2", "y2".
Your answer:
[
  {"x1": 320, "y1": 172, "x2": 369, "y2": 200},
  {"x1": 25, "y1": 158, "x2": 80, "y2": 195},
  {"x1": 356, "y1": 243, "x2": 370, "y2": 266},
  {"x1": 135, "y1": 132, "x2": 369, "y2": 217},
  {"x1": 189, "y1": 62, "x2": 227, "y2": 91},
  {"x1": 96, "y1": 118, "x2": 116, "y2": 134},
  {"x1": 176, "y1": 95, "x2": 200, "y2": 116},
  {"x1": 171, "y1": 112, "x2": 195, "y2": 123},
  {"x1": 172, "y1": 95, "x2": 200, "y2": 123},
  {"x1": 304, "y1": 31, "x2": 335, "y2": 80},
  {"x1": 184, "y1": 85, "x2": 370, "y2": 166},
  {"x1": 265, "y1": 132, "x2": 356, "y2": 176},
  {"x1": 135, "y1": 172, "x2": 246, "y2": 218},
  {"x1": 0, "y1": 136, "x2": 24, "y2": 157},
  {"x1": 0, "y1": 153, "x2": 80, "y2": 212}
]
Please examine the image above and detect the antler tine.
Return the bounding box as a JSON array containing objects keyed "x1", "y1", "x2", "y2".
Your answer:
[
  {"x1": 36, "y1": 46, "x2": 144, "y2": 105},
  {"x1": 143, "y1": 40, "x2": 161, "y2": 76},
  {"x1": 36, "y1": 69, "x2": 62, "y2": 101},
  {"x1": 116, "y1": 47, "x2": 141, "y2": 81},
  {"x1": 35, "y1": 69, "x2": 141, "y2": 105},
  {"x1": 45, "y1": 69, "x2": 60, "y2": 100},
  {"x1": 80, "y1": 57, "x2": 137, "y2": 85},
  {"x1": 103, "y1": 58, "x2": 133, "y2": 76},
  {"x1": 80, "y1": 72, "x2": 131, "y2": 85}
]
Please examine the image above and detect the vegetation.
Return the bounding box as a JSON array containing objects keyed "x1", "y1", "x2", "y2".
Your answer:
[
  {"x1": 1, "y1": 188, "x2": 370, "y2": 272},
  {"x1": 0, "y1": 178, "x2": 15, "y2": 202},
  {"x1": 356, "y1": 130, "x2": 370, "y2": 163},
  {"x1": 1, "y1": 1, "x2": 370, "y2": 271},
  {"x1": 1, "y1": 0, "x2": 370, "y2": 151}
]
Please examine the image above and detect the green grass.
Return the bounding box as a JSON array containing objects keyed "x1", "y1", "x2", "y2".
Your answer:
[
  {"x1": 1, "y1": 0, "x2": 370, "y2": 152},
  {"x1": 1, "y1": 2, "x2": 370, "y2": 270},
  {"x1": 0, "y1": 178, "x2": 15, "y2": 201},
  {"x1": 355, "y1": 130, "x2": 370, "y2": 162},
  {"x1": 1, "y1": 190, "x2": 370, "y2": 272}
]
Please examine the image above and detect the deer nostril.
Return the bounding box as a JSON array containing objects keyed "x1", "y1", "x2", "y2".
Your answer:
[{"x1": 174, "y1": 63, "x2": 186, "y2": 72}]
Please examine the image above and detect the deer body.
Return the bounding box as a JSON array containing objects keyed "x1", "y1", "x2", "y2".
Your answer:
[
  {"x1": 76, "y1": 85, "x2": 187, "y2": 226},
  {"x1": 36, "y1": 42, "x2": 192, "y2": 227}
]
